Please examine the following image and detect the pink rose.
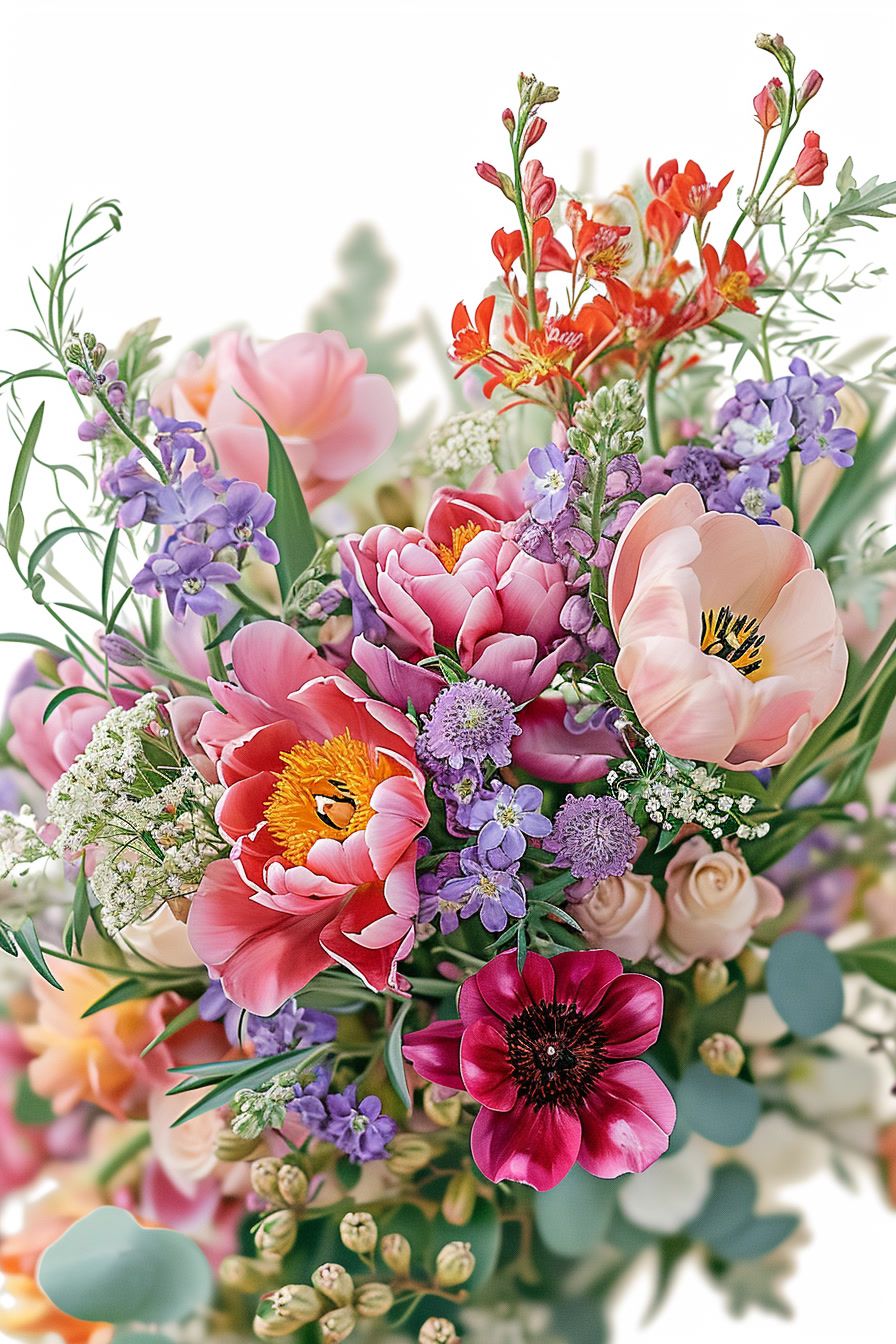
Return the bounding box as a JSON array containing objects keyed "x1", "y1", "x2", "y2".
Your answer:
[
  {"x1": 154, "y1": 329, "x2": 398, "y2": 509},
  {"x1": 340, "y1": 468, "x2": 577, "y2": 714},
  {"x1": 571, "y1": 871, "x2": 665, "y2": 961},
  {"x1": 608, "y1": 483, "x2": 847, "y2": 769},
  {"x1": 661, "y1": 835, "x2": 783, "y2": 967}
]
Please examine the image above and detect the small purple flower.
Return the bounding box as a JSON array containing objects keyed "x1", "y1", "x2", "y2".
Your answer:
[
  {"x1": 323, "y1": 1085, "x2": 398, "y2": 1162},
  {"x1": 670, "y1": 446, "x2": 727, "y2": 498},
  {"x1": 548, "y1": 794, "x2": 639, "y2": 882},
  {"x1": 799, "y1": 422, "x2": 856, "y2": 469},
  {"x1": 247, "y1": 1003, "x2": 338, "y2": 1058},
  {"x1": 288, "y1": 1064, "x2": 333, "y2": 1132},
  {"x1": 204, "y1": 480, "x2": 280, "y2": 565},
  {"x1": 149, "y1": 407, "x2": 206, "y2": 476},
  {"x1": 342, "y1": 565, "x2": 388, "y2": 644},
  {"x1": 67, "y1": 367, "x2": 94, "y2": 396},
  {"x1": 132, "y1": 539, "x2": 240, "y2": 621},
  {"x1": 100, "y1": 449, "x2": 174, "y2": 528},
  {"x1": 469, "y1": 783, "x2": 552, "y2": 862},
  {"x1": 418, "y1": 679, "x2": 520, "y2": 770},
  {"x1": 441, "y1": 846, "x2": 527, "y2": 934},
  {"x1": 525, "y1": 443, "x2": 576, "y2": 522},
  {"x1": 78, "y1": 411, "x2": 111, "y2": 443},
  {"x1": 709, "y1": 464, "x2": 782, "y2": 520},
  {"x1": 720, "y1": 397, "x2": 793, "y2": 468},
  {"x1": 605, "y1": 453, "x2": 642, "y2": 500},
  {"x1": 418, "y1": 852, "x2": 465, "y2": 934},
  {"x1": 198, "y1": 981, "x2": 245, "y2": 1046},
  {"x1": 512, "y1": 505, "x2": 595, "y2": 570}
]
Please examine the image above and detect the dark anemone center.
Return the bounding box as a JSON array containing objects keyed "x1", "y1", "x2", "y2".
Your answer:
[{"x1": 505, "y1": 1001, "x2": 605, "y2": 1110}]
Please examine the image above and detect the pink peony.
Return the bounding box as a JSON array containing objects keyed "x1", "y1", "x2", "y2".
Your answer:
[
  {"x1": 154, "y1": 329, "x2": 398, "y2": 510},
  {"x1": 403, "y1": 950, "x2": 674, "y2": 1191},
  {"x1": 340, "y1": 469, "x2": 577, "y2": 714},
  {"x1": 607, "y1": 483, "x2": 847, "y2": 769},
  {"x1": 660, "y1": 835, "x2": 784, "y2": 967},
  {"x1": 187, "y1": 622, "x2": 429, "y2": 1012},
  {"x1": 8, "y1": 660, "x2": 112, "y2": 792}
]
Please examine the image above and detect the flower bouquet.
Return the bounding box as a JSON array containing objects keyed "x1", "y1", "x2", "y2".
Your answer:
[{"x1": 2, "y1": 31, "x2": 896, "y2": 1344}]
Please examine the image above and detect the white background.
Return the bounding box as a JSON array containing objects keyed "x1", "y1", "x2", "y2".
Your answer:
[{"x1": 2, "y1": 1, "x2": 895, "y2": 1340}]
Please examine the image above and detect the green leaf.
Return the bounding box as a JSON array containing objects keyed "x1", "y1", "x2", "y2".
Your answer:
[
  {"x1": 384, "y1": 998, "x2": 413, "y2": 1110},
  {"x1": 42, "y1": 682, "x2": 108, "y2": 724},
  {"x1": 6, "y1": 403, "x2": 44, "y2": 563},
  {"x1": 140, "y1": 999, "x2": 200, "y2": 1057},
  {"x1": 170, "y1": 1042, "x2": 331, "y2": 1126},
  {"x1": 82, "y1": 977, "x2": 148, "y2": 1017},
  {"x1": 837, "y1": 937, "x2": 896, "y2": 991},
  {"x1": 534, "y1": 1163, "x2": 617, "y2": 1256},
  {"x1": 766, "y1": 931, "x2": 844, "y2": 1037},
  {"x1": 37, "y1": 1206, "x2": 212, "y2": 1325},
  {"x1": 687, "y1": 1162, "x2": 757, "y2": 1249},
  {"x1": 27, "y1": 525, "x2": 100, "y2": 585},
  {"x1": 101, "y1": 527, "x2": 120, "y2": 619},
  {"x1": 13, "y1": 1072, "x2": 56, "y2": 1126},
  {"x1": 236, "y1": 393, "x2": 316, "y2": 599},
  {"x1": 0, "y1": 631, "x2": 67, "y2": 657},
  {"x1": 713, "y1": 1213, "x2": 799, "y2": 1261},
  {"x1": 13, "y1": 919, "x2": 62, "y2": 989},
  {"x1": 70, "y1": 861, "x2": 91, "y2": 956},
  {"x1": 677, "y1": 1063, "x2": 759, "y2": 1146}
]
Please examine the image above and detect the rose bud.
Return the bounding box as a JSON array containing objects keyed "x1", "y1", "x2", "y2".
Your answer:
[{"x1": 693, "y1": 959, "x2": 730, "y2": 1006}]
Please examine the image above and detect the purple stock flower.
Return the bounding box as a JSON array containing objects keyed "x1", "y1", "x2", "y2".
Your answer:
[
  {"x1": 525, "y1": 442, "x2": 576, "y2": 522},
  {"x1": 799, "y1": 424, "x2": 856, "y2": 468},
  {"x1": 441, "y1": 846, "x2": 527, "y2": 934},
  {"x1": 149, "y1": 407, "x2": 206, "y2": 476},
  {"x1": 418, "y1": 679, "x2": 520, "y2": 770},
  {"x1": 288, "y1": 1064, "x2": 334, "y2": 1131},
  {"x1": 204, "y1": 480, "x2": 280, "y2": 564},
  {"x1": 605, "y1": 453, "x2": 642, "y2": 500},
  {"x1": 468, "y1": 783, "x2": 552, "y2": 862},
  {"x1": 548, "y1": 794, "x2": 639, "y2": 882},
  {"x1": 721, "y1": 397, "x2": 793, "y2": 468},
  {"x1": 323, "y1": 1085, "x2": 398, "y2": 1163},
  {"x1": 247, "y1": 1002, "x2": 338, "y2": 1058},
  {"x1": 132, "y1": 539, "x2": 239, "y2": 620}
]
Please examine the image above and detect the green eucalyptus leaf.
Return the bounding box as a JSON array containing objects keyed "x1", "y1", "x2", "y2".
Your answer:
[
  {"x1": 677, "y1": 1064, "x2": 759, "y2": 1146},
  {"x1": 534, "y1": 1164, "x2": 618, "y2": 1257},
  {"x1": 766, "y1": 931, "x2": 844, "y2": 1037},
  {"x1": 384, "y1": 997, "x2": 413, "y2": 1110}
]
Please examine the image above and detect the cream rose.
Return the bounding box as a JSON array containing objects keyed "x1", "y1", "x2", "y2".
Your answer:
[
  {"x1": 661, "y1": 836, "x2": 783, "y2": 967},
  {"x1": 572, "y1": 871, "x2": 664, "y2": 961}
]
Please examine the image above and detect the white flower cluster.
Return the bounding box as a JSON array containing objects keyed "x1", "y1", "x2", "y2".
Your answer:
[
  {"x1": 608, "y1": 746, "x2": 771, "y2": 842},
  {"x1": 47, "y1": 693, "x2": 223, "y2": 933},
  {"x1": 0, "y1": 807, "x2": 54, "y2": 882},
  {"x1": 424, "y1": 410, "x2": 500, "y2": 480}
]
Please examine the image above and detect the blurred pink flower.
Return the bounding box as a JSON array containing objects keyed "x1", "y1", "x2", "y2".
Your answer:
[
  {"x1": 154, "y1": 329, "x2": 398, "y2": 509},
  {"x1": 608, "y1": 483, "x2": 847, "y2": 769}
]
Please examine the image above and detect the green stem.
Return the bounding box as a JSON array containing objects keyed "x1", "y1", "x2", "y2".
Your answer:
[
  {"x1": 203, "y1": 615, "x2": 228, "y2": 682},
  {"x1": 644, "y1": 346, "x2": 666, "y2": 455},
  {"x1": 510, "y1": 110, "x2": 539, "y2": 329},
  {"x1": 96, "y1": 1127, "x2": 152, "y2": 1187},
  {"x1": 729, "y1": 73, "x2": 799, "y2": 241},
  {"x1": 95, "y1": 391, "x2": 165, "y2": 478}
]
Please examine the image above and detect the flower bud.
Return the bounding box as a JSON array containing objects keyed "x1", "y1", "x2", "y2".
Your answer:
[
  {"x1": 32, "y1": 650, "x2": 62, "y2": 683},
  {"x1": 82, "y1": 332, "x2": 97, "y2": 352},
  {"x1": 354, "y1": 1282, "x2": 394, "y2": 1318},
  {"x1": 797, "y1": 69, "x2": 823, "y2": 111},
  {"x1": 419, "y1": 1318, "x2": 460, "y2": 1344},
  {"x1": 737, "y1": 944, "x2": 764, "y2": 987},
  {"x1": 423, "y1": 1086, "x2": 462, "y2": 1128},
  {"x1": 339, "y1": 1211, "x2": 378, "y2": 1255},
  {"x1": 380, "y1": 1232, "x2": 412, "y2": 1277},
  {"x1": 311, "y1": 1263, "x2": 355, "y2": 1306},
  {"x1": 755, "y1": 32, "x2": 795, "y2": 72},
  {"x1": 98, "y1": 633, "x2": 145, "y2": 668},
  {"x1": 752, "y1": 78, "x2": 782, "y2": 132},
  {"x1": 254, "y1": 1209, "x2": 298, "y2": 1258},
  {"x1": 387, "y1": 1134, "x2": 433, "y2": 1176},
  {"x1": 441, "y1": 1170, "x2": 477, "y2": 1227},
  {"x1": 319, "y1": 1306, "x2": 357, "y2": 1343},
  {"x1": 474, "y1": 161, "x2": 517, "y2": 203},
  {"x1": 214, "y1": 1126, "x2": 261, "y2": 1161},
  {"x1": 501, "y1": 107, "x2": 515, "y2": 132},
  {"x1": 218, "y1": 1254, "x2": 280, "y2": 1294},
  {"x1": 699, "y1": 1032, "x2": 745, "y2": 1078},
  {"x1": 276, "y1": 1162, "x2": 309, "y2": 1208},
  {"x1": 251, "y1": 1157, "x2": 285, "y2": 1203},
  {"x1": 260, "y1": 1284, "x2": 326, "y2": 1327},
  {"x1": 693, "y1": 959, "x2": 730, "y2": 1005},
  {"x1": 521, "y1": 116, "x2": 547, "y2": 152},
  {"x1": 435, "y1": 1241, "x2": 476, "y2": 1288}
]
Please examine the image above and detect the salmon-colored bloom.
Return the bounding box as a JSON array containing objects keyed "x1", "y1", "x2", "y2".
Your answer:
[
  {"x1": 791, "y1": 130, "x2": 828, "y2": 187},
  {"x1": 663, "y1": 160, "x2": 733, "y2": 223},
  {"x1": 753, "y1": 78, "x2": 783, "y2": 131},
  {"x1": 700, "y1": 240, "x2": 761, "y2": 316},
  {"x1": 607, "y1": 483, "x2": 848, "y2": 769},
  {"x1": 451, "y1": 296, "x2": 496, "y2": 371},
  {"x1": 644, "y1": 197, "x2": 686, "y2": 254}
]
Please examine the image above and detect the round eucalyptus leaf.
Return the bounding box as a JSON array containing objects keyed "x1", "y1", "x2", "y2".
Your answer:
[
  {"x1": 677, "y1": 1063, "x2": 760, "y2": 1146},
  {"x1": 534, "y1": 1164, "x2": 618, "y2": 1257},
  {"x1": 687, "y1": 1162, "x2": 757, "y2": 1249},
  {"x1": 766, "y1": 931, "x2": 844, "y2": 1037},
  {"x1": 38, "y1": 1207, "x2": 212, "y2": 1325},
  {"x1": 712, "y1": 1211, "x2": 800, "y2": 1261}
]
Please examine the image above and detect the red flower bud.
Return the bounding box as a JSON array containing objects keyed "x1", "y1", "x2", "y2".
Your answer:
[
  {"x1": 791, "y1": 130, "x2": 827, "y2": 187},
  {"x1": 502, "y1": 107, "x2": 516, "y2": 132},
  {"x1": 476, "y1": 161, "x2": 501, "y2": 187},
  {"x1": 521, "y1": 158, "x2": 556, "y2": 220},
  {"x1": 797, "y1": 69, "x2": 823, "y2": 111},
  {"x1": 752, "y1": 78, "x2": 782, "y2": 132},
  {"x1": 521, "y1": 116, "x2": 547, "y2": 153}
]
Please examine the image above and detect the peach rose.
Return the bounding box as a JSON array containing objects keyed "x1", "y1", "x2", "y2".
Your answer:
[
  {"x1": 571, "y1": 871, "x2": 664, "y2": 961},
  {"x1": 661, "y1": 835, "x2": 783, "y2": 967},
  {"x1": 154, "y1": 328, "x2": 398, "y2": 509}
]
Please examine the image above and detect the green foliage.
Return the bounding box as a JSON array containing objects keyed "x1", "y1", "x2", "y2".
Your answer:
[
  {"x1": 837, "y1": 936, "x2": 896, "y2": 991},
  {"x1": 676, "y1": 1063, "x2": 760, "y2": 1146},
  {"x1": 688, "y1": 1163, "x2": 798, "y2": 1263},
  {"x1": 766, "y1": 931, "x2": 844, "y2": 1036},
  {"x1": 534, "y1": 1165, "x2": 618, "y2": 1257},
  {"x1": 38, "y1": 1207, "x2": 211, "y2": 1325},
  {"x1": 237, "y1": 393, "x2": 317, "y2": 600},
  {"x1": 384, "y1": 997, "x2": 413, "y2": 1110}
]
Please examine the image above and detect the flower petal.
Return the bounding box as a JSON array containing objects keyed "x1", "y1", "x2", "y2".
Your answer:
[
  {"x1": 460, "y1": 1017, "x2": 518, "y2": 1111},
  {"x1": 471, "y1": 1103, "x2": 581, "y2": 1190},
  {"x1": 578, "y1": 1060, "x2": 675, "y2": 1178}
]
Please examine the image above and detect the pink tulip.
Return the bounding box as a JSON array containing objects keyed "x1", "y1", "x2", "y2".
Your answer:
[
  {"x1": 154, "y1": 329, "x2": 398, "y2": 510},
  {"x1": 188, "y1": 622, "x2": 429, "y2": 1012},
  {"x1": 607, "y1": 484, "x2": 847, "y2": 769},
  {"x1": 340, "y1": 469, "x2": 577, "y2": 716}
]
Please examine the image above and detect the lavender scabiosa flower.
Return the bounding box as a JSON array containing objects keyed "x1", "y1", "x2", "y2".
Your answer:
[
  {"x1": 548, "y1": 794, "x2": 639, "y2": 882},
  {"x1": 132, "y1": 539, "x2": 240, "y2": 620},
  {"x1": 247, "y1": 1003, "x2": 338, "y2": 1058},
  {"x1": 524, "y1": 442, "x2": 576, "y2": 522},
  {"x1": 149, "y1": 407, "x2": 206, "y2": 476},
  {"x1": 669, "y1": 446, "x2": 728, "y2": 498},
  {"x1": 418, "y1": 679, "x2": 520, "y2": 770},
  {"x1": 204, "y1": 480, "x2": 280, "y2": 565},
  {"x1": 469, "y1": 783, "x2": 552, "y2": 862},
  {"x1": 323, "y1": 1085, "x2": 398, "y2": 1162},
  {"x1": 440, "y1": 846, "x2": 527, "y2": 934}
]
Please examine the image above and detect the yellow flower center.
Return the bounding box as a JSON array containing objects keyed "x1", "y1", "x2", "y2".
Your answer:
[
  {"x1": 265, "y1": 730, "x2": 398, "y2": 867},
  {"x1": 700, "y1": 606, "x2": 767, "y2": 679},
  {"x1": 718, "y1": 270, "x2": 750, "y2": 304},
  {"x1": 436, "y1": 521, "x2": 483, "y2": 572}
]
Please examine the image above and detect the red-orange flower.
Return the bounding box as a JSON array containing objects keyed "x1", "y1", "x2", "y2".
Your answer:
[
  {"x1": 791, "y1": 131, "x2": 827, "y2": 187},
  {"x1": 700, "y1": 240, "x2": 762, "y2": 316},
  {"x1": 644, "y1": 197, "x2": 686, "y2": 254},
  {"x1": 646, "y1": 157, "x2": 679, "y2": 197},
  {"x1": 663, "y1": 160, "x2": 733, "y2": 223},
  {"x1": 492, "y1": 227, "x2": 524, "y2": 275},
  {"x1": 451, "y1": 295, "x2": 496, "y2": 371},
  {"x1": 753, "y1": 78, "x2": 783, "y2": 131}
]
